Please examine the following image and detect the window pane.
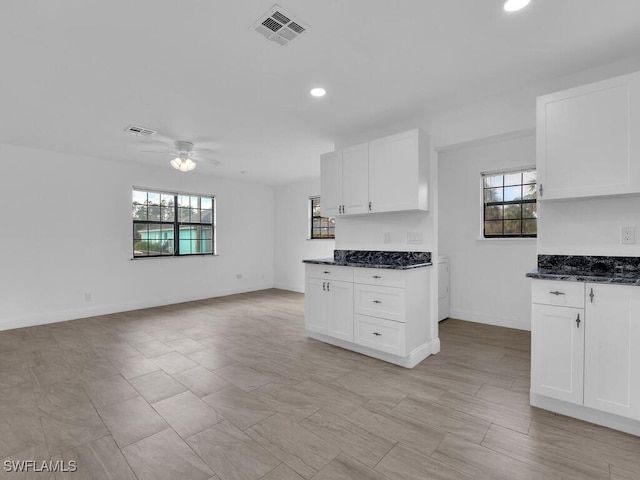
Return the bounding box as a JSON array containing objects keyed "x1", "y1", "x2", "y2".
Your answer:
[
  {"x1": 484, "y1": 221, "x2": 503, "y2": 236},
  {"x1": 161, "y1": 224, "x2": 174, "y2": 240},
  {"x1": 313, "y1": 227, "x2": 321, "y2": 236},
  {"x1": 178, "y1": 207, "x2": 190, "y2": 223},
  {"x1": 504, "y1": 186, "x2": 522, "y2": 202},
  {"x1": 504, "y1": 220, "x2": 522, "y2": 235},
  {"x1": 504, "y1": 173, "x2": 522, "y2": 186},
  {"x1": 161, "y1": 194, "x2": 175, "y2": 221},
  {"x1": 483, "y1": 175, "x2": 503, "y2": 188},
  {"x1": 132, "y1": 205, "x2": 147, "y2": 221},
  {"x1": 202, "y1": 239, "x2": 213, "y2": 253},
  {"x1": 178, "y1": 195, "x2": 190, "y2": 208},
  {"x1": 485, "y1": 205, "x2": 503, "y2": 221},
  {"x1": 484, "y1": 188, "x2": 503, "y2": 202},
  {"x1": 191, "y1": 208, "x2": 201, "y2": 223},
  {"x1": 523, "y1": 171, "x2": 536, "y2": 184},
  {"x1": 202, "y1": 227, "x2": 213, "y2": 239},
  {"x1": 148, "y1": 205, "x2": 161, "y2": 221},
  {"x1": 161, "y1": 240, "x2": 174, "y2": 255},
  {"x1": 522, "y1": 184, "x2": 537, "y2": 200},
  {"x1": 179, "y1": 239, "x2": 191, "y2": 254},
  {"x1": 201, "y1": 209, "x2": 213, "y2": 223},
  {"x1": 523, "y1": 219, "x2": 537, "y2": 235},
  {"x1": 201, "y1": 197, "x2": 212, "y2": 210},
  {"x1": 523, "y1": 203, "x2": 537, "y2": 219},
  {"x1": 133, "y1": 190, "x2": 147, "y2": 204},
  {"x1": 504, "y1": 203, "x2": 522, "y2": 219},
  {"x1": 133, "y1": 240, "x2": 148, "y2": 256},
  {"x1": 133, "y1": 224, "x2": 148, "y2": 240}
]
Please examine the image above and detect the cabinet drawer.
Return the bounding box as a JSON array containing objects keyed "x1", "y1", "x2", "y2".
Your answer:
[
  {"x1": 354, "y1": 267, "x2": 405, "y2": 288},
  {"x1": 354, "y1": 284, "x2": 405, "y2": 321},
  {"x1": 354, "y1": 314, "x2": 405, "y2": 356},
  {"x1": 532, "y1": 279, "x2": 585, "y2": 308},
  {"x1": 306, "y1": 264, "x2": 354, "y2": 282}
]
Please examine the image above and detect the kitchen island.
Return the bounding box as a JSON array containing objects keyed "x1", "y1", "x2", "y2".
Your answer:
[{"x1": 303, "y1": 250, "x2": 437, "y2": 368}]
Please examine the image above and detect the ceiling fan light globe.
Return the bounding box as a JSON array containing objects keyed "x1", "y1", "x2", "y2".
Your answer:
[{"x1": 170, "y1": 157, "x2": 196, "y2": 172}]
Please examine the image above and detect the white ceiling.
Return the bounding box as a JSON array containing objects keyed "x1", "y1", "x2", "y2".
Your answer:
[{"x1": 2, "y1": 0, "x2": 640, "y2": 184}]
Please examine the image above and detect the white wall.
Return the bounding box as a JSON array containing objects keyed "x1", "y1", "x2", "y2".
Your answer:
[
  {"x1": 273, "y1": 178, "x2": 334, "y2": 292},
  {"x1": 538, "y1": 196, "x2": 640, "y2": 256},
  {"x1": 0, "y1": 143, "x2": 274, "y2": 331},
  {"x1": 438, "y1": 133, "x2": 537, "y2": 331}
]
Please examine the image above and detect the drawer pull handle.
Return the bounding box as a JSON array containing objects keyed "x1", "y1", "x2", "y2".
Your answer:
[
  {"x1": 589, "y1": 288, "x2": 595, "y2": 303},
  {"x1": 372, "y1": 275, "x2": 382, "y2": 279},
  {"x1": 323, "y1": 271, "x2": 330, "y2": 274},
  {"x1": 373, "y1": 300, "x2": 382, "y2": 304},
  {"x1": 322, "y1": 282, "x2": 326, "y2": 291},
  {"x1": 576, "y1": 313, "x2": 581, "y2": 328},
  {"x1": 549, "y1": 291, "x2": 565, "y2": 296},
  {"x1": 373, "y1": 332, "x2": 382, "y2": 336}
]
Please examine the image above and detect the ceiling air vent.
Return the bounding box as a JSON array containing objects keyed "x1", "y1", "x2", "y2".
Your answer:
[
  {"x1": 252, "y1": 4, "x2": 308, "y2": 46},
  {"x1": 124, "y1": 125, "x2": 156, "y2": 137}
]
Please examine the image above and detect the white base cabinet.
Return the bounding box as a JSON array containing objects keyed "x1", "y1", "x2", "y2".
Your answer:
[
  {"x1": 305, "y1": 263, "x2": 437, "y2": 368},
  {"x1": 530, "y1": 279, "x2": 640, "y2": 435}
]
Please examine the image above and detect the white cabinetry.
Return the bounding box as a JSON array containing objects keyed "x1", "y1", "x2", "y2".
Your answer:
[
  {"x1": 530, "y1": 279, "x2": 640, "y2": 434},
  {"x1": 320, "y1": 150, "x2": 342, "y2": 217},
  {"x1": 304, "y1": 265, "x2": 354, "y2": 342},
  {"x1": 584, "y1": 283, "x2": 640, "y2": 421},
  {"x1": 368, "y1": 130, "x2": 427, "y2": 213},
  {"x1": 438, "y1": 256, "x2": 449, "y2": 322},
  {"x1": 304, "y1": 264, "x2": 435, "y2": 368},
  {"x1": 320, "y1": 129, "x2": 428, "y2": 216},
  {"x1": 537, "y1": 71, "x2": 640, "y2": 200}
]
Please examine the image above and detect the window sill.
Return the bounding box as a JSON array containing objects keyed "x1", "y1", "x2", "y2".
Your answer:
[
  {"x1": 306, "y1": 238, "x2": 336, "y2": 241},
  {"x1": 476, "y1": 237, "x2": 537, "y2": 242}
]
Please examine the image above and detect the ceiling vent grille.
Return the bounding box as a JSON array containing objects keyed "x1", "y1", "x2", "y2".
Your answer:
[
  {"x1": 124, "y1": 125, "x2": 156, "y2": 137},
  {"x1": 252, "y1": 4, "x2": 308, "y2": 46}
]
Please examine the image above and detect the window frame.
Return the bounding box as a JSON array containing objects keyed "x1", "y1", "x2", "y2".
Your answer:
[
  {"x1": 308, "y1": 196, "x2": 335, "y2": 240},
  {"x1": 132, "y1": 187, "x2": 217, "y2": 258},
  {"x1": 481, "y1": 167, "x2": 537, "y2": 239}
]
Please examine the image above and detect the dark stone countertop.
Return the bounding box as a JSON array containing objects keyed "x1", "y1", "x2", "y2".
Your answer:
[
  {"x1": 303, "y1": 258, "x2": 432, "y2": 270},
  {"x1": 526, "y1": 268, "x2": 640, "y2": 286}
]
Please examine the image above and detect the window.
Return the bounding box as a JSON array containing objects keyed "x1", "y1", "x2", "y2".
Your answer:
[
  {"x1": 132, "y1": 188, "x2": 216, "y2": 257},
  {"x1": 309, "y1": 196, "x2": 335, "y2": 239},
  {"x1": 482, "y1": 168, "x2": 537, "y2": 238}
]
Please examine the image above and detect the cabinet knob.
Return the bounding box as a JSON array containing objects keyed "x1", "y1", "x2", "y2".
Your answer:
[
  {"x1": 322, "y1": 282, "x2": 326, "y2": 291},
  {"x1": 373, "y1": 300, "x2": 382, "y2": 304},
  {"x1": 549, "y1": 291, "x2": 565, "y2": 296},
  {"x1": 373, "y1": 332, "x2": 382, "y2": 336},
  {"x1": 327, "y1": 282, "x2": 330, "y2": 291},
  {"x1": 372, "y1": 275, "x2": 382, "y2": 279}
]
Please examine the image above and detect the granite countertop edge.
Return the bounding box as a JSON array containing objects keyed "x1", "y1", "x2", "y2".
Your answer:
[
  {"x1": 303, "y1": 258, "x2": 433, "y2": 270},
  {"x1": 526, "y1": 268, "x2": 640, "y2": 286}
]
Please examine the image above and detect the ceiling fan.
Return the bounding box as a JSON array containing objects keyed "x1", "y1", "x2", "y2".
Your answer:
[{"x1": 141, "y1": 140, "x2": 220, "y2": 172}]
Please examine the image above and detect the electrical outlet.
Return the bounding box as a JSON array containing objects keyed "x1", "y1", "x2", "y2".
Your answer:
[
  {"x1": 621, "y1": 226, "x2": 635, "y2": 244},
  {"x1": 84, "y1": 292, "x2": 92, "y2": 302},
  {"x1": 407, "y1": 232, "x2": 423, "y2": 244},
  {"x1": 236, "y1": 273, "x2": 243, "y2": 279}
]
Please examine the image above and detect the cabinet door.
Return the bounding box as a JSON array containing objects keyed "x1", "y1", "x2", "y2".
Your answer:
[
  {"x1": 368, "y1": 130, "x2": 425, "y2": 213},
  {"x1": 320, "y1": 150, "x2": 342, "y2": 217},
  {"x1": 341, "y1": 143, "x2": 369, "y2": 215},
  {"x1": 531, "y1": 304, "x2": 584, "y2": 405},
  {"x1": 304, "y1": 277, "x2": 328, "y2": 335},
  {"x1": 584, "y1": 283, "x2": 640, "y2": 420},
  {"x1": 537, "y1": 72, "x2": 640, "y2": 200},
  {"x1": 326, "y1": 280, "x2": 354, "y2": 342}
]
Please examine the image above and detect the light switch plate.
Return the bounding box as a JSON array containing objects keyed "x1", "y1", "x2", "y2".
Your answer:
[{"x1": 407, "y1": 232, "x2": 423, "y2": 244}]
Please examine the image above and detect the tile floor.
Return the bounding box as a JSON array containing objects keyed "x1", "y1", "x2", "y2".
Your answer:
[{"x1": 0, "y1": 289, "x2": 639, "y2": 479}]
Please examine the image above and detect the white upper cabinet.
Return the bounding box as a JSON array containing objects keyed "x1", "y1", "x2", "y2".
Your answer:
[
  {"x1": 342, "y1": 143, "x2": 369, "y2": 215},
  {"x1": 320, "y1": 150, "x2": 342, "y2": 217},
  {"x1": 537, "y1": 71, "x2": 640, "y2": 200},
  {"x1": 369, "y1": 130, "x2": 428, "y2": 213},
  {"x1": 320, "y1": 129, "x2": 428, "y2": 216}
]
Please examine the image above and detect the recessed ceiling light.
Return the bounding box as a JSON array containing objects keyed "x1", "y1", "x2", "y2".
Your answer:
[
  {"x1": 310, "y1": 87, "x2": 326, "y2": 97},
  {"x1": 504, "y1": 0, "x2": 531, "y2": 12}
]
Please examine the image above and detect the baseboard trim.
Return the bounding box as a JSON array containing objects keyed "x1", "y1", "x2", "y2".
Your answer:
[
  {"x1": 530, "y1": 393, "x2": 640, "y2": 437},
  {"x1": 308, "y1": 332, "x2": 440, "y2": 368},
  {"x1": 448, "y1": 308, "x2": 530, "y2": 331}
]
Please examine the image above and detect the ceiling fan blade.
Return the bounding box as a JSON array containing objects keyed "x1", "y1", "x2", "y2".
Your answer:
[
  {"x1": 196, "y1": 156, "x2": 221, "y2": 166},
  {"x1": 140, "y1": 150, "x2": 173, "y2": 154},
  {"x1": 196, "y1": 148, "x2": 216, "y2": 154}
]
